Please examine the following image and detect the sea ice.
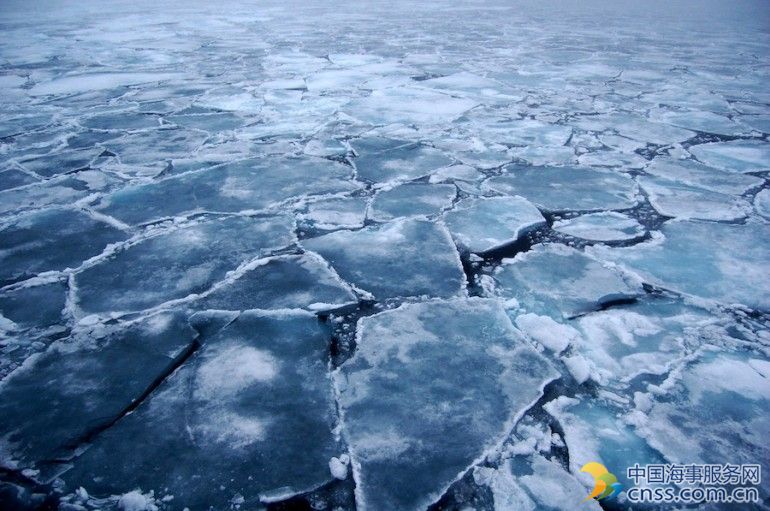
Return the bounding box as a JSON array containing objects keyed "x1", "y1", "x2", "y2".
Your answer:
[
  {"x1": 443, "y1": 196, "x2": 545, "y2": 253},
  {"x1": 301, "y1": 219, "x2": 465, "y2": 300},
  {"x1": 494, "y1": 244, "x2": 642, "y2": 319},
  {"x1": 689, "y1": 139, "x2": 770, "y2": 173},
  {"x1": 0, "y1": 312, "x2": 196, "y2": 468},
  {"x1": 74, "y1": 215, "x2": 295, "y2": 314},
  {"x1": 755, "y1": 188, "x2": 770, "y2": 219},
  {"x1": 552, "y1": 212, "x2": 645, "y2": 242},
  {"x1": 335, "y1": 299, "x2": 557, "y2": 510},
  {"x1": 300, "y1": 196, "x2": 368, "y2": 230},
  {"x1": 196, "y1": 253, "x2": 357, "y2": 313},
  {"x1": 643, "y1": 157, "x2": 762, "y2": 195},
  {"x1": 369, "y1": 183, "x2": 456, "y2": 221},
  {"x1": 62, "y1": 310, "x2": 340, "y2": 509},
  {"x1": 0, "y1": 209, "x2": 128, "y2": 285},
  {"x1": 589, "y1": 220, "x2": 770, "y2": 310},
  {"x1": 96, "y1": 157, "x2": 358, "y2": 225},
  {"x1": 485, "y1": 166, "x2": 638, "y2": 212},
  {"x1": 638, "y1": 175, "x2": 751, "y2": 221},
  {"x1": 354, "y1": 143, "x2": 453, "y2": 185}
]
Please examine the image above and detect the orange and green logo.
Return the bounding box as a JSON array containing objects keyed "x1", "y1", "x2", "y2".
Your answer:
[{"x1": 581, "y1": 462, "x2": 623, "y2": 502}]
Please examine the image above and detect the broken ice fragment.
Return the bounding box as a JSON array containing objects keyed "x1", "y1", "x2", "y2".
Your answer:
[
  {"x1": 369, "y1": 183, "x2": 456, "y2": 221},
  {"x1": 335, "y1": 299, "x2": 557, "y2": 511},
  {"x1": 0, "y1": 312, "x2": 196, "y2": 468},
  {"x1": 754, "y1": 188, "x2": 770, "y2": 220},
  {"x1": 0, "y1": 209, "x2": 128, "y2": 284},
  {"x1": 689, "y1": 139, "x2": 770, "y2": 173},
  {"x1": 552, "y1": 212, "x2": 644, "y2": 242},
  {"x1": 638, "y1": 175, "x2": 750, "y2": 221},
  {"x1": 301, "y1": 219, "x2": 465, "y2": 300},
  {"x1": 74, "y1": 215, "x2": 295, "y2": 314},
  {"x1": 197, "y1": 254, "x2": 357, "y2": 313},
  {"x1": 643, "y1": 157, "x2": 762, "y2": 195},
  {"x1": 96, "y1": 157, "x2": 358, "y2": 225},
  {"x1": 62, "y1": 310, "x2": 340, "y2": 509},
  {"x1": 444, "y1": 196, "x2": 545, "y2": 253},
  {"x1": 354, "y1": 143, "x2": 453, "y2": 185},
  {"x1": 486, "y1": 166, "x2": 638, "y2": 212},
  {"x1": 0, "y1": 280, "x2": 67, "y2": 331},
  {"x1": 494, "y1": 244, "x2": 642, "y2": 319}
]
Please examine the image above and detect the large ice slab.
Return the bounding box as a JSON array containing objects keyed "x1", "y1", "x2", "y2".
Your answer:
[
  {"x1": 63, "y1": 310, "x2": 341, "y2": 509},
  {"x1": 74, "y1": 215, "x2": 295, "y2": 314},
  {"x1": 369, "y1": 183, "x2": 456, "y2": 221},
  {"x1": 486, "y1": 166, "x2": 638, "y2": 212},
  {"x1": 354, "y1": 143, "x2": 453, "y2": 185},
  {"x1": 335, "y1": 299, "x2": 557, "y2": 511},
  {"x1": 301, "y1": 219, "x2": 465, "y2": 300},
  {"x1": 643, "y1": 157, "x2": 762, "y2": 195},
  {"x1": 444, "y1": 196, "x2": 545, "y2": 253},
  {"x1": 197, "y1": 254, "x2": 357, "y2": 313},
  {"x1": 18, "y1": 148, "x2": 104, "y2": 178},
  {"x1": 0, "y1": 209, "x2": 128, "y2": 285},
  {"x1": 553, "y1": 212, "x2": 644, "y2": 242},
  {"x1": 638, "y1": 175, "x2": 750, "y2": 221},
  {"x1": 589, "y1": 221, "x2": 770, "y2": 310},
  {"x1": 96, "y1": 157, "x2": 358, "y2": 225},
  {"x1": 689, "y1": 139, "x2": 770, "y2": 173},
  {"x1": 0, "y1": 312, "x2": 196, "y2": 468},
  {"x1": 494, "y1": 244, "x2": 643, "y2": 319}
]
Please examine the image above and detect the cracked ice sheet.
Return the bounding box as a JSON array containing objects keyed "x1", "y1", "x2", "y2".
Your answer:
[
  {"x1": 62, "y1": 310, "x2": 341, "y2": 509},
  {"x1": 335, "y1": 299, "x2": 557, "y2": 511},
  {"x1": 589, "y1": 221, "x2": 770, "y2": 310},
  {"x1": 0, "y1": 208, "x2": 128, "y2": 285},
  {"x1": 0, "y1": 311, "x2": 196, "y2": 471},
  {"x1": 301, "y1": 218, "x2": 465, "y2": 300},
  {"x1": 74, "y1": 215, "x2": 295, "y2": 314},
  {"x1": 95, "y1": 157, "x2": 359, "y2": 225}
]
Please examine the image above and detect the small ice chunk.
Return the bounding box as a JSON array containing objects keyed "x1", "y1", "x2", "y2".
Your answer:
[
  {"x1": 444, "y1": 196, "x2": 545, "y2": 253},
  {"x1": 754, "y1": 188, "x2": 770, "y2": 220},
  {"x1": 329, "y1": 456, "x2": 349, "y2": 480},
  {"x1": 515, "y1": 313, "x2": 579, "y2": 354},
  {"x1": 553, "y1": 212, "x2": 644, "y2": 241},
  {"x1": 563, "y1": 355, "x2": 591, "y2": 384}
]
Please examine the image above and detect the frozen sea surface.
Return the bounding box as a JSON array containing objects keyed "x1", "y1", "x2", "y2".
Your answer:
[{"x1": 0, "y1": 0, "x2": 769, "y2": 510}]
